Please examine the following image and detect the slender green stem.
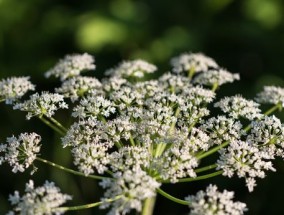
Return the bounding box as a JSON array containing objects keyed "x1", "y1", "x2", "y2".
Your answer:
[
  {"x1": 196, "y1": 141, "x2": 229, "y2": 160},
  {"x1": 49, "y1": 116, "x2": 68, "y2": 132},
  {"x1": 188, "y1": 67, "x2": 195, "y2": 80},
  {"x1": 264, "y1": 103, "x2": 282, "y2": 116},
  {"x1": 141, "y1": 196, "x2": 156, "y2": 215},
  {"x1": 157, "y1": 188, "x2": 189, "y2": 205},
  {"x1": 58, "y1": 195, "x2": 121, "y2": 211},
  {"x1": 38, "y1": 116, "x2": 65, "y2": 136},
  {"x1": 211, "y1": 82, "x2": 219, "y2": 92},
  {"x1": 129, "y1": 134, "x2": 136, "y2": 146},
  {"x1": 177, "y1": 170, "x2": 223, "y2": 183},
  {"x1": 36, "y1": 157, "x2": 111, "y2": 180},
  {"x1": 195, "y1": 164, "x2": 218, "y2": 173},
  {"x1": 162, "y1": 170, "x2": 223, "y2": 183}
]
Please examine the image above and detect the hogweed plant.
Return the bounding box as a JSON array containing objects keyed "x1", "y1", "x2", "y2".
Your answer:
[{"x1": 1, "y1": 52, "x2": 284, "y2": 214}]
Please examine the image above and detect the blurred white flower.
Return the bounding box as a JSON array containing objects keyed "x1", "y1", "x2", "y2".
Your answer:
[
  {"x1": 45, "y1": 53, "x2": 95, "y2": 81},
  {"x1": 0, "y1": 76, "x2": 35, "y2": 104},
  {"x1": 105, "y1": 59, "x2": 157, "y2": 79},
  {"x1": 170, "y1": 52, "x2": 218, "y2": 74},
  {"x1": 193, "y1": 68, "x2": 240, "y2": 87},
  {"x1": 7, "y1": 180, "x2": 71, "y2": 215},
  {"x1": 255, "y1": 86, "x2": 284, "y2": 106}
]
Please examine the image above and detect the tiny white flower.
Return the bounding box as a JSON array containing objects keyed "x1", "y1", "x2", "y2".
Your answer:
[
  {"x1": 0, "y1": 133, "x2": 41, "y2": 173},
  {"x1": 7, "y1": 180, "x2": 71, "y2": 215},
  {"x1": 0, "y1": 76, "x2": 35, "y2": 104},
  {"x1": 185, "y1": 184, "x2": 247, "y2": 215},
  {"x1": 45, "y1": 53, "x2": 95, "y2": 81},
  {"x1": 13, "y1": 92, "x2": 68, "y2": 120}
]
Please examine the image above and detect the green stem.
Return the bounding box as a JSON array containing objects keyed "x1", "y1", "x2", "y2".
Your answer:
[
  {"x1": 196, "y1": 141, "x2": 229, "y2": 160},
  {"x1": 195, "y1": 164, "x2": 218, "y2": 173},
  {"x1": 162, "y1": 170, "x2": 223, "y2": 183},
  {"x1": 264, "y1": 103, "x2": 282, "y2": 116},
  {"x1": 36, "y1": 157, "x2": 111, "y2": 180},
  {"x1": 49, "y1": 116, "x2": 68, "y2": 132},
  {"x1": 188, "y1": 67, "x2": 195, "y2": 80},
  {"x1": 141, "y1": 196, "x2": 156, "y2": 215},
  {"x1": 157, "y1": 188, "x2": 188, "y2": 205},
  {"x1": 58, "y1": 196, "x2": 121, "y2": 211},
  {"x1": 129, "y1": 134, "x2": 136, "y2": 146},
  {"x1": 38, "y1": 116, "x2": 65, "y2": 136},
  {"x1": 211, "y1": 82, "x2": 219, "y2": 92}
]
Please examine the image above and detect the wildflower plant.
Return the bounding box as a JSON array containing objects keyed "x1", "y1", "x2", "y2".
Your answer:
[{"x1": 1, "y1": 52, "x2": 284, "y2": 215}]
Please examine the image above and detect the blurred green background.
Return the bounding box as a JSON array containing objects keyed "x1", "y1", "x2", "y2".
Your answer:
[{"x1": 1, "y1": 0, "x2": 284, "y2": 214}]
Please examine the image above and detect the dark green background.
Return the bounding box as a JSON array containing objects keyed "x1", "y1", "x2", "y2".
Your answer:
[{"x1": 1, "y1": 0, "x2": 284, "y2": 214}]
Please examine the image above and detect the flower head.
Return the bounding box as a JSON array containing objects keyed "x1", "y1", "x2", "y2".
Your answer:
[
  {"x1": 72, "y1": 95, "x2": 116, "y2": 120},
  {"x1": 217, "y1": 140, "x2": 275, "y2": 192},
  {"x1": 0, "y1": 133, "x2": 41, "y2": 173},
  {"x1": 0, "y1": 77, "x2": 35, "y2": 104},
  {"x1": 170, "y1": 52, "x2": 218, "y2": 74},
  {"x1": 105, "y1": 60, "x2": 157, "y2": 79},
  {"x1": 255, "y1": 86, "x2": 284, "y2": 106},
  {"x1": 62, "y1": 118, "x2": 113, "y2": 175},
  {"x1": 193, "y1": 69, "x2": 240, "y2": 87},
  {"x1": 185, "y1": 184, "x2": 247, "y2": 215},
  {"x1": 7, "y1": 180, "x2": 71, "y2": 215},
  {"x1": 201, "y1": 116, "x2": 244, "y2": 146},
  {"x1": 56, "y1": 76, "x2": 103, "y2": 102},
  {"x1": 13, "y1": 92, "x2": 68, "y2": 120},
  {"x1": 100, "y1": 169, "x2": 160, "y2": 215},
  {"x1": 214, "y1": 95, "x2": 262, "y2": 120},
  {"x1": 45, "y1": 53, "x2": 95, "y2": 81}
]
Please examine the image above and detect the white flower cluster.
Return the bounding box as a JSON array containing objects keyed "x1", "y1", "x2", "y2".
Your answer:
[
  {"x1": 215, "y1": 95, "x2": 262, "y2": 120},
  {"x1": 4, "y1": 51, "x2": 284, "y2": 214},
  {"x1": 0, "y1": 133, "x2": 41, "y2": 173},
  {"x1": 170, "y1": 52, "x2": 218, "y2": 74},
  {"x1": 13, "y1": 92, "x2": 68, "y2": 120},
  {"x1": 56, "y1": 76, "x2": 102, "y2": 102},
  {"x1": 255, "y1": 86, "x2": 284, "y2": 106},
  {"x1": 7, "y1": 180, "x2": 71, "y2": 215},
  {"x1": 185, "y1": 184, "x2": 247, "y2": 215},
  {"x1": 217, "y1": 140, "x2": 275, "y2": 192},
  {"x1": 72, "y1": 95, "x2": 116, "y2": 120},
  {"x1": 201, "y1": 116, "x2": 244, "y2": 145},
  {"x1": 193, "y1": 69, "x2": 240, "y2": 87},
  {"x1": 100, "y1": 169, "x2": 160, "y2": 215},
  {"x1": 0, "y1": 76, "x2": 35, "y2": 104},
  {"x1": 247, "y1": 115, "x2": 284, "y2": 157},
  {"x1": 62, "y1": 118, "x2": 113, "y2": 175},
  {"x1": 105, "y1": 60, "x2": 157, "y2": 79},
  {"x1": 45, "y1": 53, "x2": 95, "y2": 81}
]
